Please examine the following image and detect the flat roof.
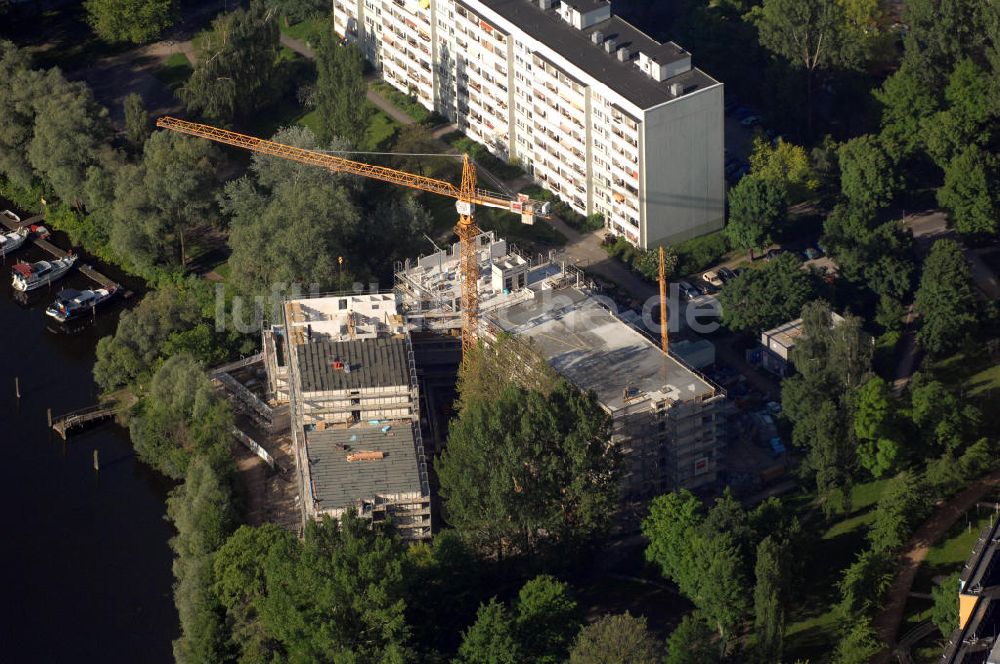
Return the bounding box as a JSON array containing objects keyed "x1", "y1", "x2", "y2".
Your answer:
[
  {"x1": 296, "y1": 337, "x2": 410, "y2": 392},
  {"x1": 478, "y1": 0, "x2": 718, "y2": 109},
  {"x1": 306, "y1": 423, "x2": 425, "y2": 510},
  {"x1": 492, "y1": 285, "x2": 715, "y2": 410}
]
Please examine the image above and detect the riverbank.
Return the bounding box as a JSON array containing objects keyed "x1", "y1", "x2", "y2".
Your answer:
[{"x1": 0, "y1": 197, "x2": 175, "y2": 663}]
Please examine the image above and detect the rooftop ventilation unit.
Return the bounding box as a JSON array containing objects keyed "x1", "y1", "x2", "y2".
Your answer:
[
  {"x1": 591, "y1": 30, "x2": 604, "y2": 45},
  {"x1": 603, "y1": 37, "x2": 617, "y2": 54},
  {"x1": 538, "y1": 0, "x2": 553, "y2": 9},
  {"x1": 671, "y1": 82, "x2": 685, "y2": 97},
  {"x1": 617, "y1": 47, "x2": 631, "y2": 62}
]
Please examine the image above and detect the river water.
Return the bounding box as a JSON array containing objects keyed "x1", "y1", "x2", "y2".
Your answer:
[{"x1": 0, "y1": 206, "x2": 176, "y2": 663}]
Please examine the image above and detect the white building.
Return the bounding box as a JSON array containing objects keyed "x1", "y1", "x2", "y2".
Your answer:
[{"x1": 334, "y1": 0, "x2": 725, "y2": 249}]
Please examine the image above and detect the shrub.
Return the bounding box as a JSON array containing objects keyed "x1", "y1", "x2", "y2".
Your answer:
[{"x1": 674, "y1": 231, "x2": 730, "y2": 277}]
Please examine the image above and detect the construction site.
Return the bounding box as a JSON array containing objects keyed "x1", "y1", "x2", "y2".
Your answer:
[{"x1": 154, "y1": 117, "x2": 728, "y2": 540}]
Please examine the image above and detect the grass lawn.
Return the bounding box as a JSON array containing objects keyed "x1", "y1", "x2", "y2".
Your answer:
[
  {"x1": 925, "y1": 343, "x2": 1000, "y2": 431},
  {"x1": 370, "y1": 81, "x2": 432, "y2": 123},
  {"x1": 364, "y1": 109, "x2": 400, "y2": 150},
  {"x1": 278, "y1": 16, "x2": 329, "y2": 47},
  {"x1": 153, "y1": 52, "x2": 193, "y2": 91}
]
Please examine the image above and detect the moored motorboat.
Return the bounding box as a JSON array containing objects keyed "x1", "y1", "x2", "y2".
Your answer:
[
  {"x1": 45, "y1": 285, "x2": 118, "y2": 322},
  {"x1": 11, "y1": 253, "x2": 78, "y2": 292},
  {"x1": 0, "y1": 227, "x2": 29, "y2": 257}
]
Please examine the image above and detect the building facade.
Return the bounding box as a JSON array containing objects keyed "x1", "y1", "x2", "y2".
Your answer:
[{"x1": 334, "y1": 0, "x2": 724, "y2": 249}]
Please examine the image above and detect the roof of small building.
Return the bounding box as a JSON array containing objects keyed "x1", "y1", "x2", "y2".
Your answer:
[
  {"x1": 306, "y1": 423, "x2": 425, "y2": 511},
  {"x1": 478, "y1": 0, "x2": 718, "y2": 109},
  {"x1": 296, "y1": 337, "x2": 410, "y2": 392}
]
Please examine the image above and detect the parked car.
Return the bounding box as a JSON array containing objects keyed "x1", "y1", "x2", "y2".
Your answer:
[
  {"x1": 802, "y1": 246, "x2": 824, "y2": 260},
  {"x1": 677, "y1": 281, "x2": 699, "y2": 300},
  {"x1": 740, "y1": 115, "x2": 762, "y2": 127},
  {"x1": 702, "y1": 270, "x2": 724, "y2": 287},
  {"x1": 694, "y1": 281, "x2": 716, "y2": 296},
  {"x1": 718, "y1": 267, "x2": 737, "y2": 282}
]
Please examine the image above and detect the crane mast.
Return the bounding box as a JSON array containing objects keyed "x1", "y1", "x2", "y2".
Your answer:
[{"x1": 155, "y1": 116, "x2": 550, "y2": 356}]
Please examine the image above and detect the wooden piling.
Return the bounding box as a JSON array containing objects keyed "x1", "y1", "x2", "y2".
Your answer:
[
  {"x1": 93, "y1": 449, "x2": 99, "y2": 471},
  {"x1": 15, "y1": 376, "x2": 20, "y2": 399},
  {"x1": 47, "y1": 408, "x2": 52, "y2": 428}
]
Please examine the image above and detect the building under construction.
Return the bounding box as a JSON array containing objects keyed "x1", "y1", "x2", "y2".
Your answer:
[
  {"x1": 271, "y1": 293, "x2": 432, "y2": 541},
  {"x1": 264, "y1": 233, "x2": 725, "y2": 537},
  {"x1": 395, "y1": 232, "x2": 726, "y2": 500}
]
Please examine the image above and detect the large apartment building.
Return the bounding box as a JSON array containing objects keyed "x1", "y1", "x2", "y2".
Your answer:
[{"x1": 334, "y1": 0, "x2": 724, "y2": 249}]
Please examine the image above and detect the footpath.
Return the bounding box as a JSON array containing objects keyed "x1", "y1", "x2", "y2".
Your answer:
[{"x1": 872, "y1": 469, "x2": 1000, "y2": 663}]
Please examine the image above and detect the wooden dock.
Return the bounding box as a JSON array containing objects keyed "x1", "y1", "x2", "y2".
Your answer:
[
  {"x1": 0, "y1": 210, "x2": 120, "y2": 290},
  {"x1": 51, "y1": 403, "x2": 117, "y2": 439}
]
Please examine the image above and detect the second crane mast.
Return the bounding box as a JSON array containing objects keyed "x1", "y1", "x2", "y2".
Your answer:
[{"x1": 155, "y1": 116, "x2": 550, "y2": 356}]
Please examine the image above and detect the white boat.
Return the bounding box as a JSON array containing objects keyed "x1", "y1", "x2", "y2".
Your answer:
[
  {"x1": 12, "y1": 253, "x2": 78, "y2": 292},
  {"x1": 45, "y1": 285, "x2": 118, "y2": 322},
  {"x1": 0, "y1": 227, "x2": 29, "y2": 257}
]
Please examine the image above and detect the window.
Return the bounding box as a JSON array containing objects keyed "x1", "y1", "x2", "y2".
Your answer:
[{"x1": 339, "y1": 299, "x2": 348, "y2": 310}]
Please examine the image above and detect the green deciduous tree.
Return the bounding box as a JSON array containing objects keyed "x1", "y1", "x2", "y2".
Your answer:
[
  {"x1": 220, "y1": 126, "x2": 365, "y2": 295},
  {"x1": 718, "y1": 253, "x2": 815, "y2": 333},
  {"x1": 168, "y1": 455, "x2": 236, "y2": 664},
  {"x1": 914, "y1": 238, "x2": 977, "y2": 355},
  {"x1": 94, "y1": 282, "x2": 203, "y2": 390},
  {"x1": 182, "y1": 1, "x2": 280, "y2": 123},
  {"x1": 837, "y1": 548, "x2": 893, "y2": 618},
  {"x1": 568, "y1": 613, "x2": 661, "y2": 664},
  {"x1": 725, "y1": 175, "x2": 787, "y2": 260},
  {"x1": 264, "y1": 0, "x2": 327, "y2": 23},
  {"x1": 753, "y1": 536, "x2": 786, "y2": 663},
  {"x1": 456, "y1": 599, "x2": 522, "y2": 664},
  {"x1": 938, "y1": 146, "x2": 999, "y2": 237},
  {"x1": 867, "y1": 471, "x2": 930, "y2": 553},
  {"x1": 85, "y1": 0, "x2": 177, "y2": 44},
  {"x1": 664, "y1": 613, "x2": 716, "y2": 664},
  {"x1": 129, "y1": 353, "x2": 233, "y2": 478},
  {"x1": 514, "y1": 576, "x2": 580, "y2": 664},
  {"x1": 749, "y1": 135, "x2": 818, "y2": 202},
  {"x1": 853, "y1": 376, "x2": 899, "y2": 477},
  {"x1": 28, "y1": 77, "x2": 111, "y2": 207},
  {"x1": 832, "y1": 618, "x2": 882, "y2": 664},
  {"x1": 837, "y1": 134, "x2": 900, "y2": 211},
  {"x1": 0, "y1": 41, "x2": 47, "y2": 187},
  {"x1": 314, "y1": 34, "x2": 369, "y2": 145},
  {"x1": 874, "y1": 65, "x2": 941, "y2": 159},
  {"x1": 902, "y1": 0, "x2": 995, "y2": 83},
  {"x1": 931, "y1": 572, "x2": 960, "y2": 637},
  {"x1": 437, "y1": 380, "x2": 620, "y2": 559},
  {"x1": 123, "y1": 92, "x2": 151, "y2": 151},
  {"x1": 214, "y1": 513, "x2": 412, "y2": 663},
  {"x1": 909, "y1": 372, "x2": 981, "y2": 450}
]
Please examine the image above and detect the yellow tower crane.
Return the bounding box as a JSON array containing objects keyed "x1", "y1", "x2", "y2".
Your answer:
[{"x1": 155, "y1": 116, "x2": 551, "y2": 356}]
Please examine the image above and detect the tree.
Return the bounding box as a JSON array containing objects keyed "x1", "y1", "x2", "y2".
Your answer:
[
  {"x1": 853, "y1": 376, "x2": 899, "y2": 478},
  {"x1": 837, "y1": 549, "x2": 893, "y2": 618},
  {"x1": 85, "y1": 0, "x2": 176, "y2": 44},
  {"x1": 754, "y1": 536, "x2": 785, "y2": 663},
  {"x1": 167, "y1": 456, "x2": 236, "y2": 664},
  {"x1": 264, "y1": 0, "x2": 326, "y2": 23},
  {"x1": 867, "y1": 471, "x2": 929, "y2": 553},
  {"x1": 109, "y1": 133, "x2": 217, "y2": 272},
  {"x1": 749, "y1": 0, "x2": 867, "y2": 133},
  {"x1": 909, "y1": 373, "x2": 981, "y2": 450},
  {"x1": 314, "y1": 34, "x2": 369, "y2": 145},
  {"x1": 181, "y1": 2, "x2": 279, "y2": 123},
  {"x1": 725, "y1": 175, "x2": 787, "y2": 259},
  {"x1": 94, "y1": 282, "x2": 204, "y2": 390},
  {"x1": 838, "y1": 135, "x2": 900, "y2": 211},
  {"x1": 902, "y1": 0, "x2": 994, "y2": 83},
  {"x1": 931, "y1": 572, "x2": 960, "y2": 637},
  {"x1": 123, "y1": 92, "x2": 151, "y2": 151},
  {"x1": 664, "y1": 614, "x2": 716, "y2": 664},
  {"x1": 456, "y1": 599, "x2": 522, "y2": 664},
  {"x1": 213, "y1": 514, "x2": 412, "y2": 663},
  {"x1": 129, "y1": 353, "x2": 233, "y2": 478},
  {"x1": 748, "y1": 135, "x2": 818, "y2": 202},
  {"x1": 0, "y1": 41, "x2": 48, "y2": 187},
  {"x1": 220, "y1": 126, "x2": 366, "y2": 296},
  {"x1": 832, "y1": 618, "x2": 882, "y2": 664},
  {"x1": 28, "y1": 76, "x2": 111, "y2": 207},
  {"x1": 914, "y1": 239, "x2": 977, "y2": 355},
  {"x1": 718, "y1": 253, "x2": 815, "y2": 333},
  {"x1": 922, "y1": 59, "x2": 999, "y2": 167},
  {"x1": 514, "y1": 576, "x2": 580, "y2": 664},
  {"x1": 437, "y1": 380, "x2": 620, "y2": 559},
  {"x1": 643, "y1": 491, "x2": 750, "y2": 642},
  {"x1": 874, "y1": 65, "x2": 941, "y2": 159},
  {"x1": 568, "y1": 613, "x2": 661, "y2": 664},
  {"x1": 938, "y1": 146, "x2": 999, "y2": 237}
]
